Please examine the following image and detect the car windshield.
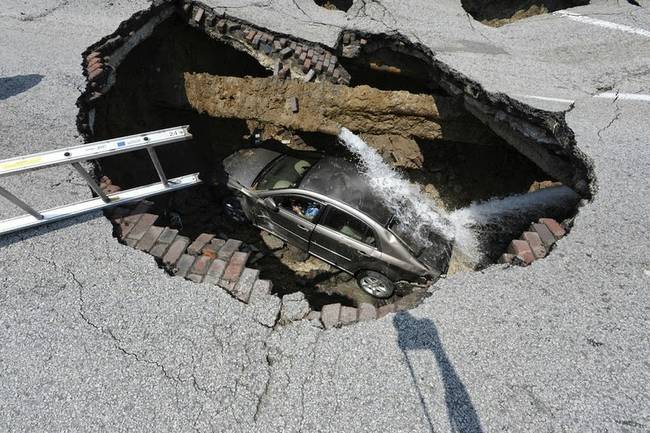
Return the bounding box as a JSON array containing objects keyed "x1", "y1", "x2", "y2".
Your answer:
[{"x1": 254, "y1": 155, "x2": 316, "y2": 191}]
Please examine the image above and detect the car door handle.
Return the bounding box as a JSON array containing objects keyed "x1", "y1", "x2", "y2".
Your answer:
[
  {"x1": 357, "y1": 250, "x2": 370, "y2": 257},
  {"x1": 297, "y1": 225, "x2": 311, "y2": 231}
]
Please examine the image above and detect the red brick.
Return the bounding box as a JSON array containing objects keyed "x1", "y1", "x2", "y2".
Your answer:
[
  {"x1": 87, "y1": 55, "x2": 102, "y2": 67},
  {"x1": 507, "y1": 239, "x2": 534, "y2": 265},
  {"x1": 190, "y1": 255, "x2": 213, "y2": 276},
  {"x1": 157, "y1": 227, "x2": 178, "y2": 245},
  {"x1": 86, "y1": 51, "x2": 101, "y2": 61},
  {"x1": 162, "y1": 236, "x2": 190, "y2": 266},
  {"x1": 221, "y1": 252, "x2": 250, "y2": 282},
  {"x1": 87, "y1": 61, "x2": 103, "y2": 75},
  {"x1": 118, "y1": 202, "x2": 151, "y2": 238},
  {"x1": 245, "y1": 30, "x2": 257, "y2": 42},
  {"x1": 280, "y1": 47, "x2": 293, "y2": 58},
  {"x1": 540, "y1": 218, "x2": 566, "y2": 239},
  {"x1": 135, "y1": 226, "x2": 164, "y2": 252},
  {"x1": 521, "y1": 231, "x2": 547, "y2": 259},
  {"x1": 188, "y1": 233, "x2": 215, "y2": 255},
  {"x1": 217, "y1": 239, "x2": 242, "y2": 260},
  {"x1": 174, "y1": 254, "x2": 195, "y2": 278},
  {"x1": 204, "y1": 259, "x2": 227, "y2": 285},
  {"x1": 88, "y1": 68, "x2": 104, "y2": 81},
  {"x1": 149, "y1": 242, "x2": 171, "y2": 259},
  {"x1": 302, "y1": 59, "x2": 312, "y2": 73},
  {"x1": 377, "y1": 303, "x2": 396, "y2": 318},
  {"x1": 321, "y1": 303, "x2": 341, "y2": 329},
  {"x1": 126, "y1": 213, "x2": 158, "y2": 242},
  {"x1": 339, "y1": 306, "x2": 357, "y2": 325},
  {"x1": 187, "y1": 274, "x2": 203, "y2": 283},
  {"x1": 211, "y1": 238, "x2": 226, "y2": 249},
  {"x1": 201, "y1": 243, "x2": 220, "y2": 258},
  {"x1": 530, "y1": 223, "x2": 556, "y2": 248},
  {"x1": 233, "y1": 268, "x2": 259, "y2": 303},
  {"x1": 358, "y1": 303, "x2": 377, "y2": 321}
]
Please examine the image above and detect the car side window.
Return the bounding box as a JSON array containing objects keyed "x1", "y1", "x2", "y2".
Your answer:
[
  {"x1": 321, "y1": 207, "x2": 376, "y2": 247},
  {"x1": 276, "y1": 195, "x2": 323, "y2": 222}
]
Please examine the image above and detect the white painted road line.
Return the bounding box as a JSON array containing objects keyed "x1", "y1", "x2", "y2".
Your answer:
[
  {"x1": 554, "y1": 10, "x2": 650, "y2": 38},
  {"x1": 594, "y1": 92, "x2": 650, "y2": 102},
  {"x1": 513, "y1": 94, "x2": 575, "y2": 104},
  {"x1": 513, "y1": 92, "x2": 650, "y2": 105}
]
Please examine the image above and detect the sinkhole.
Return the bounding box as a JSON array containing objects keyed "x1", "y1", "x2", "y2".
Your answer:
[
  {"x1": 76, "y1": 3, "x2": 594, "y2": 323},
  {"x1": 461, "y1": 0, "x2": 589, "y2": 27},
  {"x1": 314, "y1": 0, "x2": 353, "y2": 12}
]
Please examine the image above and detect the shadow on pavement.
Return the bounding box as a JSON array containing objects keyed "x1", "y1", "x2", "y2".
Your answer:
[
  {"x1": 393, "y1": 312, "x2": 483, "y2": 433},
  {"x1": 0, "y1": 74, "x2": 43, "y2": 101}
]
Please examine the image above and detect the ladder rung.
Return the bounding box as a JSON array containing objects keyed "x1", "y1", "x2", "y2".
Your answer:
[
  {"x1": 0, "y1": 125, "x2": 191, "y2": 177},
  {"x1": 0, "y1": 174, "x2": 202, "y2": 236}
]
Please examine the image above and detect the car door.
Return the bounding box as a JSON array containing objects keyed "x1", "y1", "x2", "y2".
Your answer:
[
  {"x1": 256, "y1": 194, "x2": 323, "y2": 251},
  {"x1": 309, "y1": 205, "x2": 380, "y2": 273}
]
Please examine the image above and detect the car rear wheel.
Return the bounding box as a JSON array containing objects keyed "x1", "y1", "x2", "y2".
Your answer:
[{"x1": 357, "y1": 271, "x2": 395, "y2": 299}]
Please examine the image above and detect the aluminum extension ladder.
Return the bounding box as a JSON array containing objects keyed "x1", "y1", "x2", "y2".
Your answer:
[{"x1": 0, "y1": 125, "x2": 202, "y2": 236}]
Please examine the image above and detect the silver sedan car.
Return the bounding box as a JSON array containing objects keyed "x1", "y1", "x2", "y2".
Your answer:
[{"x1": 222, "y1": 147, "x2": 450, "y2": 298}]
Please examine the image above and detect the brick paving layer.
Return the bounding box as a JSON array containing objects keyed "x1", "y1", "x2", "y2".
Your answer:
[{"x1": 109, "y1": 203, "x2": 568, "y2": 327}]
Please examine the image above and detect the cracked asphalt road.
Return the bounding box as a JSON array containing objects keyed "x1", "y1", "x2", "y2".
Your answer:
[{"x1": 1, "y1": 0, "x2": 649, "y2": 431}]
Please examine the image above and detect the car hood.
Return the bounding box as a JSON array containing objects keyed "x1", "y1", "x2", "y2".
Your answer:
[{"x1": 222, "y1": 148, "x2": 281, "y2": 188}]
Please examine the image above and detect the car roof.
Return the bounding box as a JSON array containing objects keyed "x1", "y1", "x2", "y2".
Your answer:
[{"x1": 299, "y1": 157, "x2": 393, "y2": 225}]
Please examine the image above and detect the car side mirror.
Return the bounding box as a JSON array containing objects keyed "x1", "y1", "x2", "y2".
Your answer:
[{"x1": 263, "y1": 197, "x2": 278, "y2": 212}]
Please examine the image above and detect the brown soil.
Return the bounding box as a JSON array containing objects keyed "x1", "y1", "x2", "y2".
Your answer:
[{"x1": 181, "y1": 73, "x2": 496, "y2": 145}]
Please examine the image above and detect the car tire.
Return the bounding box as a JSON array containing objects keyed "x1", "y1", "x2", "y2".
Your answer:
[{"x1": 357, "y1": 270, "x2": 395, "y2": 299}]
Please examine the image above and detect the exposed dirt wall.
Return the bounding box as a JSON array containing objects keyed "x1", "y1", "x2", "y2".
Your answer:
[{"x1": 182, "y1": 73, "x2": 496, "y2": 144}]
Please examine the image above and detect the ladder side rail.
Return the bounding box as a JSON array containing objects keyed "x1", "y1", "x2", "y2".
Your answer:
[
  {"x1": 0, "y1": 125, "x2": 191, "y2": 178},
  {"x1": 0, "y1": 174, "x2": 202, "y2": 236}
]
